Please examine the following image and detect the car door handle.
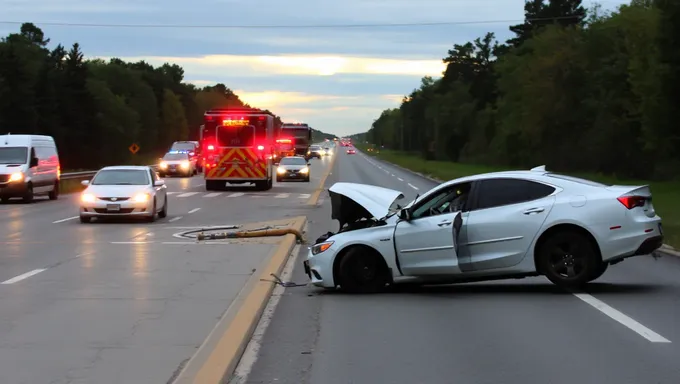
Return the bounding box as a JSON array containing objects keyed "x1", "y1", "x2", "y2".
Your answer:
[
  {"x1": 438, "y1": 221, "x2": 452, "y2": 227},
  {"x1": 523, "y1": 207, "x2": 545, "y2": 214}
]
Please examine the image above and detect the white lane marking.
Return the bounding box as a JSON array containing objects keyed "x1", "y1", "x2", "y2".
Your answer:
[
  {"x1": 384, "y1": 169, "x2": 390, "y2": 174},
  {"x1": 111, "y1": 241, "x2": 151, "y2": 244},
  {"x1": 391, "y1": 174, "x2": 395, "y2": 177},
  {"x1": 169, "y1": 216, "x2": 183, "y2": 222},
  {"x1": 275, "y1": 193, "x2": 289, "y2": 198},
  {"x1": 1, "y1": 269, "x2": 46, "y2": 284},
  {"x1": 231, "y1": 242, "x2": 303, "y2": 383},
  {"x1": 167, "y1": 191, "x2": 181, "y2": 195},
  {"x1": 194, "y1": 184, "x2": 204, "y2": 187},
  {"x1": 204, "y1": 192, "x2": 222, "y2": 198},
  {"x1": 188, "y1": 208, "x2": 201, "y2": 214},
  {"x1": 177, "y1": 192, "x2": 199, "y2": 197},
  {"x1": 161, "y1": 241, "x2": 232, "y2": 245},
  {"x1": 408, "y1": 183, "x2": 419, "y2": 190},
  {"x1": 398, "y1": 178, "x2": 404, "y2": 181},
  {"x1": 53, "y1": 216, "x2": 78, "y2": 224},
  {"x1": 573, "y1": 293, "x2": 671, "y2": 343},
  {"x1": 227, "y1": 192, "x2": 245, "y2": 197},
  {"x1": 299, "y1": 193, "x2": 311, "y2": 198}
]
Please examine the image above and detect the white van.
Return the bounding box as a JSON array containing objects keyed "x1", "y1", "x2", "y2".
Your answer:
[{"x1": 0, "y1": 134, "x2": 61, "y2": 203}]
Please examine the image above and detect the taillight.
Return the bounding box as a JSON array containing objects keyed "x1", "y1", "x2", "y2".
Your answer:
[{"x1": 617, "y1": 195, "x2": 646, "y2": 210}]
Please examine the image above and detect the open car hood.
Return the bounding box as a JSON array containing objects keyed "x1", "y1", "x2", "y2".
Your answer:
[{"x1": 328, "y1": 182, "x2": 405, "y2": 226}]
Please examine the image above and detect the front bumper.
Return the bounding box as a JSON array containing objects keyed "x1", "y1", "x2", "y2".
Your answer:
[
  {"x1": 304, "y1": 248, "x2": 336, "y2": 288},
  {"x1": 80, "y1": 198, "x2": 154, "y2": 217},
  {"x1": 159, "y1": 165, "x2": 191, "y2": 175},
  {"x1": 277, "y1": 170, "x2": 309, "y2": 180},
  {"x1": 0, "y1": 180, "x2": 29, "y2": 197}
]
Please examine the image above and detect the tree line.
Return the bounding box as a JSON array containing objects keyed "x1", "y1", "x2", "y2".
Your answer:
[
  {"x1": 365, "y1": 0, "x2": 680, "y2": 181},
  {"x1": 0, "y1": 23, "x2": 333, "y2": 170}
]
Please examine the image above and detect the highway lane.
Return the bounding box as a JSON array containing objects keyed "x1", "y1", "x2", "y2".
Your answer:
[
  {"x1": 0, "y1": 157, "x2": 331, "y2": 384},
  {"x1": 241, "y1": 149, "x2": 680, "y2": 384}
]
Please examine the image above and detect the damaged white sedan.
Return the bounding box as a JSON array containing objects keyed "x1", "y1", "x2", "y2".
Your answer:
[{"x1": 303, "y1": 167, "x2": 664, "y2": 293}]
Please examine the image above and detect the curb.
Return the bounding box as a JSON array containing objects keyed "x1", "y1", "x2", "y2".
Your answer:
[
  {"x1": 360, "y1": 149, "x2": 678, "y2": 257},
  {"x1": 171, "y1": 216, "x2": 307, "y2": 384}
]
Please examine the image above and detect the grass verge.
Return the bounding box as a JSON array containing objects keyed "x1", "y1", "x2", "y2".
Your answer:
[
  {"x1": 358, "y1": 145, "x2": 679, "y2": 249},
  {"x1": 60, "y1": 178, "x2": 87, "y2": 195}
]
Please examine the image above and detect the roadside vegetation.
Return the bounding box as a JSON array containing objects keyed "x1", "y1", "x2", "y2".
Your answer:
[{"x1": 358, "y1": 0, "x2": 679, "y2": 248}]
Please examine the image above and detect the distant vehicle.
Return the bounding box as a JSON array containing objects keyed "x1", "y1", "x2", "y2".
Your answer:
[
  {"x1": 281, "y1": 123, "x2": 312, "y2": 157},
  {"x1": 276, "y1": 156, "x2": 311, "y2": 182},
  {"x1": 0, "y1": 134, "x2": 60, "y2": 203},
  {"x1": 170, "y1": 141, "x2": 202, "y2": 172},
  {"x1": 308, "y1": 145, "x2": 323, "y2": 159},
  {"x1": 79, "y1": 166, "x2": 168, "y2": 223},
  {"x1": 304, "y1": 166, "x2": 664, "y2": 293},
  {"x1": 346, "y1": 149, "x2": 356, "y2": 154},
  {"x1": 158, "y1": 151, "x2": 197, "y2": 177},
  {"x1": 322, "y1": 146, "x2": 332, "y2": 156}
]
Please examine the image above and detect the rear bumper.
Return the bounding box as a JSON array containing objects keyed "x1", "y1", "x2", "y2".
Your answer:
[{"x1": 633, "y1": 235, "x2": 664, "y2": 256}]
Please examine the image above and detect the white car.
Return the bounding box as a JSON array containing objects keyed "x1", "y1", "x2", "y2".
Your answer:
[
  {"x1": 304, "y1": 166, "x2": 664, "y2": 293},
  {"x1": 158, "y1": 151, "x2": 197, "y2": 177},
  {"x1": 79, "y1": 166, "x2": 168, "y2": 223}
]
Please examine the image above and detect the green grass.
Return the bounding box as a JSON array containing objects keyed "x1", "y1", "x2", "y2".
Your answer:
[
  {"x1": 60, "y1": 178, "x2": 87, "y2": 195},
  {"x1": 357, "y1": 145, "x2": 680, "y2": 249}
]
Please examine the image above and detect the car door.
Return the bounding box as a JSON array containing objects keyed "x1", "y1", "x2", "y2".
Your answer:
[
  {"x1": 394, "y1": 182, "x2": 472, "y2": 276},
  {"x1": 464, "y1": 178, "x2": 558, "y2": 271}
]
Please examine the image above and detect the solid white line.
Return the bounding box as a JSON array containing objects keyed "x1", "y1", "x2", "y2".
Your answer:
[
  {"x1": 231, "y1": 243, "x2": 303, "y2": 383},
  {"x1": 169, "y1": 216, "x2": 183, "y2": 222},
  {"x1": 408, "y1": 183, "x2": 419, "y2": 190},
  {"x1": 275, "y1": 193, "x2": 289, "y2": 198},
  {"x1": 391, "y1": 174, "x2": 395, "y2": 177},
  {"x1": 53, "y1": 216, "x2": 78, "y2": 224},
  {"x1": 1, "y1": 269, "x2": 46, "y2": 284},
  {"x1": 227, "y1": 192, "x2": 245, "y2": 197},
  {"x1": 398, "y1": 178, "x2": 404, "y2": 181},
  {"x1": 194, "y1": 183, "x2": 204, "y2": 187},
  {"x1": 177, "y1": 192, "x2": 199, "y2": 197},
  {"x1": 166, "y1": 191, "x2": 181, "y2": 195},
  {"x1": 110, "y1": 241, "x2": 151, "y2": 244},
  {"x1": 161, "y1": 241, "x2": 232, "y2": 245},
  {"x1": 204, "y1": 192, "x2": 222, "y2": 198},
  {"x1": 299, "y1": 193, "x2": 311, "y2": 198},
  {"x1": 573, "y1": 293, "x2": 671, "y2": 343},
  {"x1": 188, "y1": 208, "x2": 201, "y2": 214}
]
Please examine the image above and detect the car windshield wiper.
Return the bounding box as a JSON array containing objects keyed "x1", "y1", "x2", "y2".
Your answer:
[{"x1": 112, "y1": 182, "x2": 135, "y2": 185}]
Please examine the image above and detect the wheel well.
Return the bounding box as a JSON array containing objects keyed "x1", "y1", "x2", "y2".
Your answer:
[
  {"x1": 533, "y1": 223, "x2": 602, "y2": 273},
  {"x1": 332, "y1": 244, "x2": 388, "y2": 287}
]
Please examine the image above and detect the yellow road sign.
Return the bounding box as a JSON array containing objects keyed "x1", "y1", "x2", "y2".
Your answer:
[{"x1": 129, "y1": 143, "x2": 140, "y2": 154}]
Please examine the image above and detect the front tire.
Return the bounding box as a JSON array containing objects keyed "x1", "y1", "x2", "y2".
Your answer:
[
  {"x1": 537, "y1": 231, "x2": 599, "y2": 289},
  {"x1": 158, "y1": 197, "x2": 168, "y2": 218},
  {"x1": 146, "y1": 200, "x2": 157, "y2": 222},
  {"x1": 337, "y1": 247, "x2": 389, "y2": 294},
  {"x1": 79, "y1": 216, "x2": 91, "y2": 223},
  {"x1": 48, "y1": 181, "x2": 59, "y2": 200},
  {"x1": 22, "y1": 183, "x2": 34, "y2": 203}
]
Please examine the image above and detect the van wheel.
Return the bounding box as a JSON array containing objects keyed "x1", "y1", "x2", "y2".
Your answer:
[
  {"x1": 48, "y1": 181, "x2": 59, "y2": 200},
  {"x1": 22, "y1": 184, "x2": 34, "y2": 203},
  {"x1": 537, "y1": 231, "x2": 599, "y2": 289}
]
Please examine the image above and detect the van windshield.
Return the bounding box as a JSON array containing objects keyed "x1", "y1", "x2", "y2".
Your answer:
[{"x1": 0, "y1": 147, "x2": 28, "y2": 164}]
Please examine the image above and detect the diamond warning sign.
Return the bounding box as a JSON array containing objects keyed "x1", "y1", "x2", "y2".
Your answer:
[{"x1": 129, "y1": 143, "x2": 140, "y2": 154}]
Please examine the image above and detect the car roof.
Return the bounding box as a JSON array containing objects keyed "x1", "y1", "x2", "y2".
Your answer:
[
  {"x1": 99, "y1": 165, "x2": 150, "y2": 171},
  {"x1": 439, "y1": 166, "x2": 607, "y2": 190},
  {"x1": 281, "y1": 156, "x2": 306, "y2": 160}
]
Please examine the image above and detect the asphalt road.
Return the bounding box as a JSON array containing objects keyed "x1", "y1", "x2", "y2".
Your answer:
[
  {"x1": 0, "y1": 155, "x2": 333, "y2": 384},
  {"x1": 241, "y1": 149, "x2": 680, "y2": 384}
]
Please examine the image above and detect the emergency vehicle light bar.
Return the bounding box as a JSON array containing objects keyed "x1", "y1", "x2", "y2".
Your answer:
[{"x1": 168, "y1": 150, "x2": 191, "y2": 154}]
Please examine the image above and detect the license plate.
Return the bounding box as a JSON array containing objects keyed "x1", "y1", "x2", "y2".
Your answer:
[
  {"x1": 659, "y1": 223, "x2": 663, "y2": 235},
  {"x1": 107, "y1": 204, "x2": 120, "y2": 212}
]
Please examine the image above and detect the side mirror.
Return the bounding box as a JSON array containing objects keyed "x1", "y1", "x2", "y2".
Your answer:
[
  {"x1": 398, "y1": 209, "x2": 411, "y2": 221},
  {"x1": 30, "y1": 157, "x2": 39, "y2": 167},
  {"x1": 154, "y1": 180, "x2": 165, "y2": 187},
  {"x1": 81, "y1": 180, "x2": 90, "y2": 186}
]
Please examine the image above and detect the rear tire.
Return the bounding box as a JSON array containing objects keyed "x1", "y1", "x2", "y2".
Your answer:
[
  {"x1": 337, "y1": 247, "x2": 389, "y2": 294},
  {"x1": 537, "y1": 231, "x2": 599, "y2": 289},
  {"x1": 48, "y1": 181, "x2": 59, "y2": 200}
]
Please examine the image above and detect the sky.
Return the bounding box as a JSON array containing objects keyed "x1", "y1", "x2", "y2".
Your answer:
[{"x1": 2, "y1": 0, "x2": 628, "y2": 137}]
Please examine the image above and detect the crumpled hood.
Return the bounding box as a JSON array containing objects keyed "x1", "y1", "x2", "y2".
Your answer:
[
  {"x1": 85, "y1": 185, "x2": 150, "y2": 197},
  {"x1": 328, "y1": 182, "x2": 404, "y2": 227}
]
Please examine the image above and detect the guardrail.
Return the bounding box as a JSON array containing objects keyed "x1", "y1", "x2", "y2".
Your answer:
[{"x1": 61, "y1": 166, "x2": 158, "y2": 181}]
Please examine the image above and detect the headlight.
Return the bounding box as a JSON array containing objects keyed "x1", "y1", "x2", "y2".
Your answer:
[
  {"x1": 81, "y1": 193, "x2": 95, "y2": 203},
  {"x1": 277, "y1": 167, "x2": 286, "y2": 174},
  {"x1": 180, "y1": 161, "x2": 190, "y2": 169},
  {"x1": 300, "y1": 167, "x2": 309, "y2": 173},
  {"x1": 133, "y1": 193, "x2": 150, "y2": 203},
  {"x1": 311, "y1": 241, "x2": 334, "y2": 255},
  {"x1": 160, "y1": 162, "x2": 168, "y2": 169},
  {"x1": 9, "y1": 172, "x2": 23, "y2": 182}
]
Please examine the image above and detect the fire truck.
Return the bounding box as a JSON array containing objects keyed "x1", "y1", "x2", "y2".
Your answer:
[
  {"x1": 280, "y1": 123, "x2": 312, "y2": 157},
  {"x1": 200, "y1": 107, "x2": 276, "y2": 191},
  {"x1": 275, "y1": 137, "x2": 296, "y2": 158}
]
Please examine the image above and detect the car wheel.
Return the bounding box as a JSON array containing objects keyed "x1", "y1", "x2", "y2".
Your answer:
[
  {"x1": 537, "y1": 231, "x2": 599, "y2": 289},
  {"x1": 158, "y1": 197, "x2": 168, "y2": 218},
  {"x1": 48, "y1": 181, "x2": 59, "y2": 200},
  {"x1": 587, "y1": 262, "x2": 608, "y2": 282},
  {"x1": 79, "y1": 215, "x2": 91, "y2": 223},
  {"x1": 146, "y1": 200, "x2": 157, "y2": 222},
  {"x1": 1, "y1": 197, "x2": 9, "y2": 203},
  {"x1": 337, "y1": 247, "x2": 389, "y2": 294},
  {"x1": 22, "y1": 183, "x2": 34, "y2": 203}
]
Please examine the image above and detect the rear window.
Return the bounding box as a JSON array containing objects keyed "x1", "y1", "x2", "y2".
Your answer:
[
  {"x1": 546, "y1": 173, "x2": 609, "y2": 187},
  {"x1": 218, "y1": 126, "x2": 254, "y2": 147},
  {"x1": 92, "y1": 170, "x2": 149, "y2": 185},
  {"x1": 280, "y1": 157, "x2": 307, "y2": 165}
]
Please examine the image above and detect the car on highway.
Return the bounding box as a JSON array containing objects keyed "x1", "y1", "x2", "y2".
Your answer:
[
  {"x1": 170, "y1": 141, "x2": 202, "y2": 172},
  {"x1": 308, "y1": 145, "x2": 323, "y2": 159},
  {"x1": 346, "y1": 148, "x2": 356, "y2": 154},
  {"x1": 79, "y1": 166, "x2": 168, "y2": 223},
  {"x1": 322, "y1": 146, "x2": 332, "y2": 156},
  {"x1": 0, "y1": 134, "x2": 60, "y2": 203},
  {"x1": 276, "y1": 156, "x2": 311, "y2": 182},
  {"x1": 304, "y1": 166, "x2": 664, "y2": 293},
  {"x1": 158, "y1": 151, "x2": 197, "y2": 177}
]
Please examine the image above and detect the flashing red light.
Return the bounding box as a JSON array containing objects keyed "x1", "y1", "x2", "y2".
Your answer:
[
  {"x1": 257, "y1": 145, "x2": 265, "y2": 150},
  {"x1": 207, "y1": 145, "x2": 215, "y2": 150},
  {"x1": 276, "y1": 139, "x2": 292, "y2": 143}
]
